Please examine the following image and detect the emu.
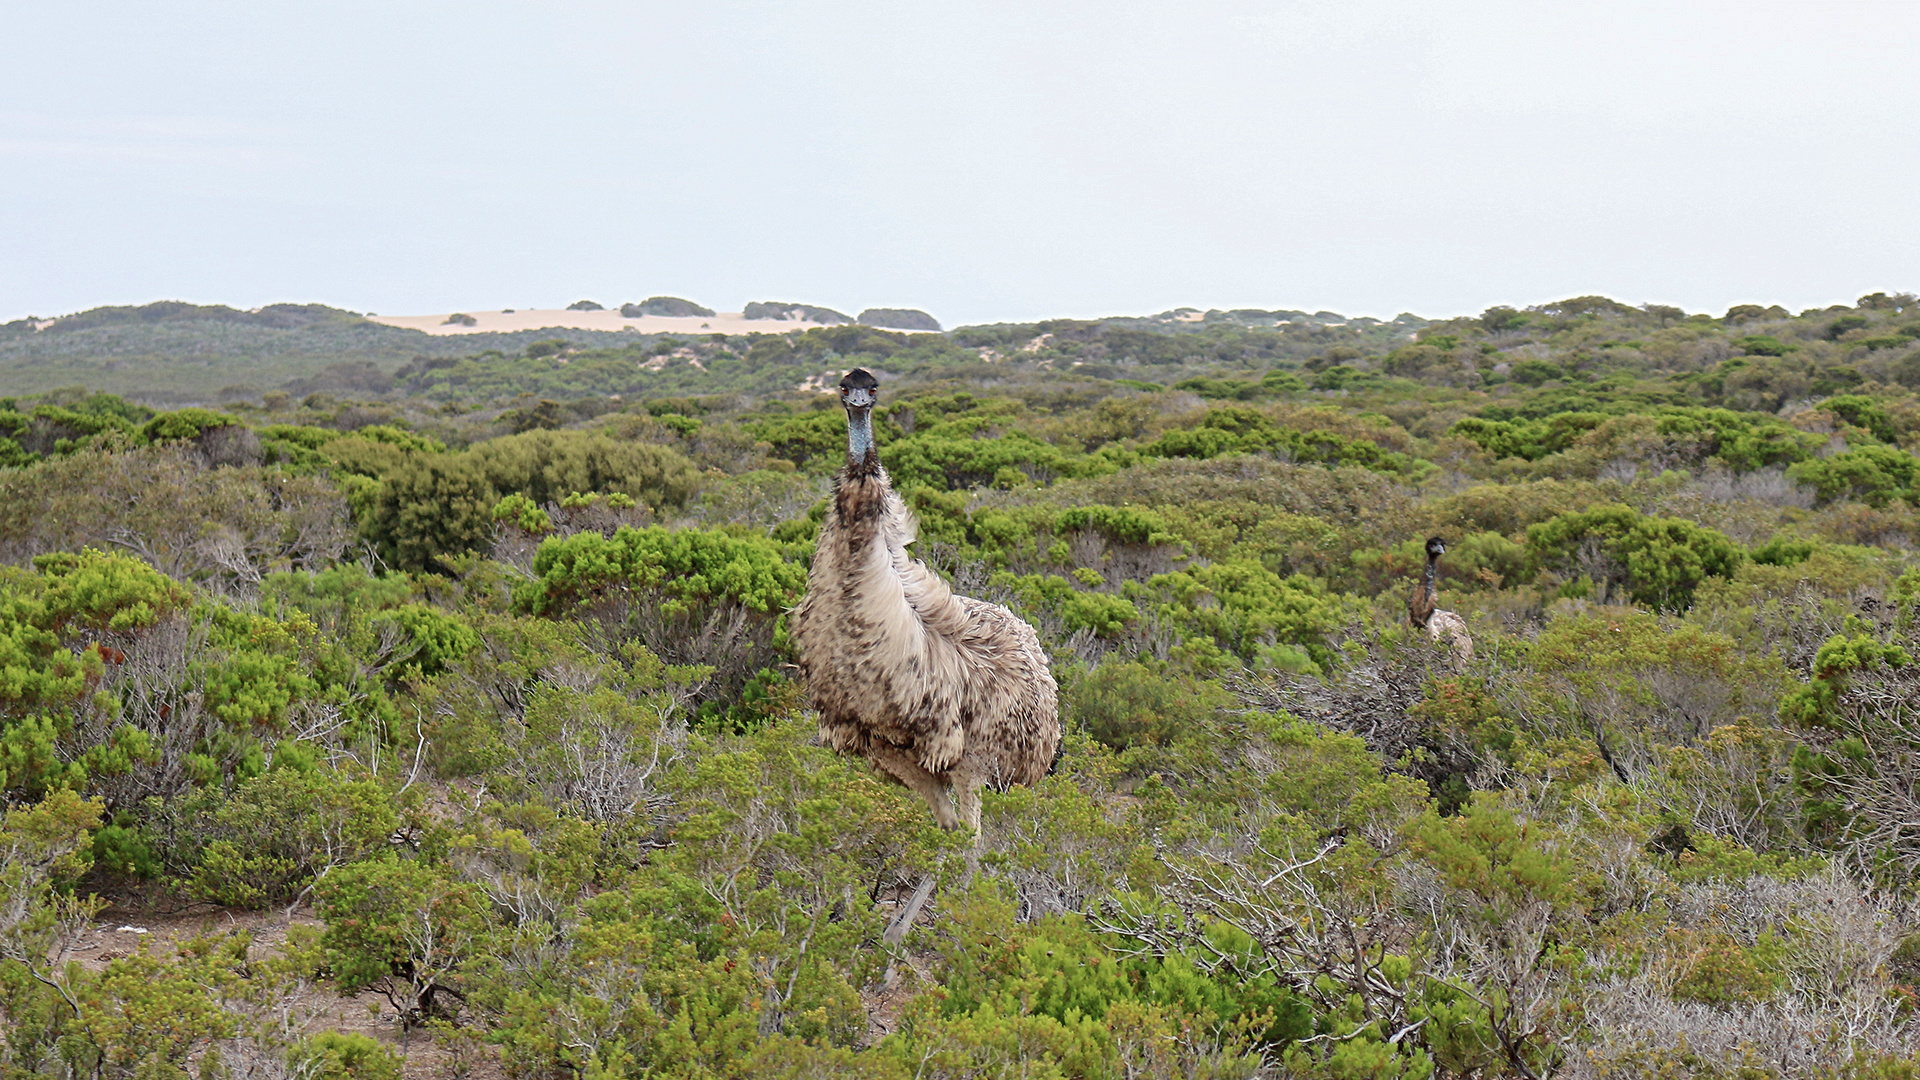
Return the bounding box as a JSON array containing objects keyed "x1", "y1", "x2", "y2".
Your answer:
[
  {"x1": 1408, "y1": 536, "x2": 1473, "y2": 661},
  {"x1": 791, "y1": 369, "x2": 1061, "y2": 939}
]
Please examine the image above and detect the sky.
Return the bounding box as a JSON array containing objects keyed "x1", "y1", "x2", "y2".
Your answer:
[{"x1": 3, "y1": 0, "x2": 1917, "y2": 326}]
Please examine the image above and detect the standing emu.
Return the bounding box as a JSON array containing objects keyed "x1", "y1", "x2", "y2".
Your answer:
[
  {"x1": 1408, "y1": 536, "x2": 1473, "y2": 661},
  {"x1": 792, "y1": 369, "x2": 1061, "y2": 878}
]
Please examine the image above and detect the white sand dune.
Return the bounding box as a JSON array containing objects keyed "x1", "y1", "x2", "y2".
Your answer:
[{"x1": 366, "y1": 308, "x2": 936, "y2": 337}]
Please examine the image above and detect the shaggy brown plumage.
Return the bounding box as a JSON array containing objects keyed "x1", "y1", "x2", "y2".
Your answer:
[{"x1": 791, "y1": 369, "x2": 1061, "y2": 840}]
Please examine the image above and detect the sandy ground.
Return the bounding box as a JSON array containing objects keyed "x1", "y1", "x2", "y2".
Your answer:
[{"x1": 367, "y1": 309, "x2": 936, "y2": 337}]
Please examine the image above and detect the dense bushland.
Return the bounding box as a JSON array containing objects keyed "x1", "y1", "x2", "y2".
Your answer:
[{"x1": 4, "y1": 291, "x2": 1920, "y2": 1076}]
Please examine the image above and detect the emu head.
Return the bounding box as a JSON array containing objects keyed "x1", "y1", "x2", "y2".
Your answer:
[
  {"x1": 840, "y1": 368, "x2": 878, "y2": 412},
  {"x1": 841, "y1": 368, "x2": 880, "y2": 462},
  {"x1": 1425, "y1": 536, "x2": 1446, "y2": 559}
]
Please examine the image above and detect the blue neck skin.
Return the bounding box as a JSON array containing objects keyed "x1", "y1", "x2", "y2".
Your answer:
[{"x1": 847, "y1": 407, "x2": 875, "y2": 460}]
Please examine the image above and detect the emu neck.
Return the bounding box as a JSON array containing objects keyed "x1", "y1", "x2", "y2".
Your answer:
[
  {"x1": 1423, "y1": 554, "x2": 1439, "y2": 597},
  {"x1": 846, "y1": 407, "x2": 875, "y2": 462}
]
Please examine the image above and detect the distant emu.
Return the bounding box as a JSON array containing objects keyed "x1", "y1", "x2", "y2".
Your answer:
[
  {"x1": 1408, "y1": 536, "x2": 1473, "y2": 661},
  {"x1": 791, "y1": 369, "x2": 1061, "y2": 938}
]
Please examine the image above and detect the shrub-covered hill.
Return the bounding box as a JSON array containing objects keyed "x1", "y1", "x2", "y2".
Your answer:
[
  {"x1": 0, "y1": 301, "x2": 683, "y2": 401},
  {"x1": 11, "y1": 290, "x2": 1920, "y2": 415},
  {"x1": 1, "y1": 298, "x2": 1428, "y2": 404},
  {"x1": 4, "y1": 289, "x2": 1920, "y2": 1077}
]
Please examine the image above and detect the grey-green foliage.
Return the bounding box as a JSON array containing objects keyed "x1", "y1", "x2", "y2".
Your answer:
[
  {"x1": 625, "y1": 296, "x2": 716, "y2": 318},
  {"x1": 858, "y1": 307, "x2": 942, "y2": 331},
  {"x1": 359, "y1": 429, "x2": 701, "y2": 573}
]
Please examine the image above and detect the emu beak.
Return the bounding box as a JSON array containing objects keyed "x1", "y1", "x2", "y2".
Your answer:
[{"x1": 844, "y1": 388, "x2": 876, "y2": 409}]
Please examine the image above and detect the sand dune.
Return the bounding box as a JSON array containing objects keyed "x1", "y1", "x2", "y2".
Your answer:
[{"x1": 367, "y1": 308, "x2": 935, "y2": 336}]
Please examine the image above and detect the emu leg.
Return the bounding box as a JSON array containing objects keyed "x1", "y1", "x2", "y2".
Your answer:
[
  {"x1": 953, "y1": 779, "x2": 984, "y2": 884},
  {"x1": 882, "y1": 781, "x2": 983, "y2": 953},
  {"x1": 883, "y1": 874, "x2": 938, "y2": 947},
  {"x1": 865, "y1": 744, "x2": 959, "y2": 830}
]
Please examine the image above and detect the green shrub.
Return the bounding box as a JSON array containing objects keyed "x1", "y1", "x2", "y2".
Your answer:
[
  {"x1": 0, "y1": 550, "x2": 195, "y2": 797},
  {"x1": 1126, "y1": 560, "x2": 1351, "y2": 671},
  {"x1": 1527, "y1": 504, "x2": 1744, "y2": 611},
  {"x1": 296, "y1": 1032, "x2": 404, "y2": 1080},
  {"x1": 515, "y1": 524, "x2": 806, "y2": 719},
  {"x1": 1825, "y1": 394, "x2": 1900, "y2": 443},
  {"x1": 316, "y1": 854, "x2": 492, "y2": 1025},
  {"x1": 1069, "y1": 660, "x2": 1228, "y2": 750},
  {"x1": 1509, "y1": 358, "x2": 1563, "y2": 386},
  {"x1": 1789, "y1": 445, "x2": 1920, "y2": 507},
  {"x1": 370, "y1": 603, "x2": 479, "y2": 680},
  {"x1": 1668, "y1": 929, "x2": 1786, "y2": 1005},
  {"x1": 1751, "y1": 536, "x2": 1817, "y2": 566},
  {"x1": 991, "y1": 571, "x2": 1141, "y2": 639},
  {"x1": 358, "y1": 429, "x2": 700, "y2": 572},
  {"x1": 190, "y1": 767, "x2": 399, "y2": 908},
  {"x1": 1143, "y1": 405, "x2": 1425, "y2": 477},
  {"x1": 1452, "y1": 412, "x2": 1606, "y2": 460},
  {"x1": 1738, "y1": 334, "x2": 1796, "y2": 356},
  {"x1": 517, "y1": 525, "x2": 804, "y2": 618}
]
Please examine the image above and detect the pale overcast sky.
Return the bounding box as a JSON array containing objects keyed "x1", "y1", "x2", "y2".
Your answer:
[{"x1": 3, "y1": 1, "x2": 1916, "y2": 325}]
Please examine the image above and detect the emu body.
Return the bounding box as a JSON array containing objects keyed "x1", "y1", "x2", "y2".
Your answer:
[
  {"x1": 1408, "y1": 536, "x2": 1473, "y2": 661},
  {"x1": 1408, "y1": 537, "x2": 1442, "y2": 629},
  {"x1": 791, "y1": 369, "x2": 1061, "y2": 839}
]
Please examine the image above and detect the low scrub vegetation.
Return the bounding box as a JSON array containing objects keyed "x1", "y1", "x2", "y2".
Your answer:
[{"x1": 2, "y1": 291, "x2": 1920, "y2": 1076}]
